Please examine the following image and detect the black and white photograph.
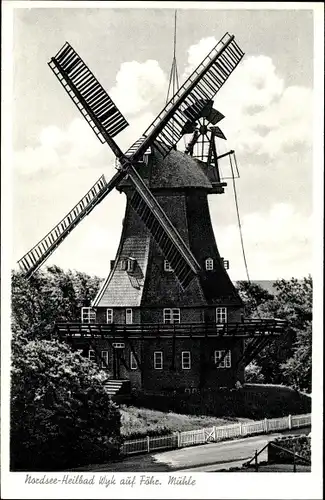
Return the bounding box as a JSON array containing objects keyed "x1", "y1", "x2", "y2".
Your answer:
[{"x1": 1, "y1": 1, "x2": 323, "y2": 499}]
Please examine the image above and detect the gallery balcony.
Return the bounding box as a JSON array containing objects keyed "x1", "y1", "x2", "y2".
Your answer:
[{"x1": 54, "y1": 318, "x2": 287, "y2": 340}]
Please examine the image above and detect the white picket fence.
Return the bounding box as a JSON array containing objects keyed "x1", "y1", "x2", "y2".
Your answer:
[{"x1": 120, "y1": 413, "x2": 311, "y2": 456}]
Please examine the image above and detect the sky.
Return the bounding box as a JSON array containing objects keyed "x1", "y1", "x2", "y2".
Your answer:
[{"x1": 8, "y1": 3, "x2": 319, "y2": 281}]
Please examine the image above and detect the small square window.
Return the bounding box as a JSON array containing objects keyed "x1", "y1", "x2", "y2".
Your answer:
[
  {"x1": 182, "y1": 351, "x2": 191, "y2": 370},
  {"x1": 81, "y1": 307, "x2": 96, "y2": 324},
  {"x1": 106, "y1": 308, "x2": 113, "y2": 324},
  {"x1": 205, "y1": 258, "x2": 214, "y2": 271},
  {"x1": 164, "y1": 260, "x2": 173, "y2": 272},
  {"x1": 154, "y1": 351, "x2": 163, "y2": 369},
  {"x1": 163, "y1": 308, "x2": 180, "y2": 324},
  {"x1": 216, "y1": 307, "x2": 227, "y2": 324},
  {"x1": 214, "y1": 350, "x2": 231, "y2": 368}
]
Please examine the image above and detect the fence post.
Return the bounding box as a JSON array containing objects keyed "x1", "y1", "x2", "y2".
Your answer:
[
  {"x1": 147, "y1": 435, "x2": 150, "y2": 453},
  {"x1": 288, "y1": 414, "x2": 292, "y2": 430},
  {"x1": 212, "y1": 426, "x2": 216, "y2": 442},
  {"x1": 264, "y1": 418, "x2": 268, "y2": 434},
  {"x1": 239, "y1": 422, "x2": 242, "y2": 436},
  {"x1": 254, "y1": 450, "x2": 258, "y2": 472},
  {"x1": 177, "y1": 431, "x2": 181, "y2": 448}
]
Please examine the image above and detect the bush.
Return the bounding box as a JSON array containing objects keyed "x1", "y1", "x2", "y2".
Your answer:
[
  {"x1": 10, "y1": 335, "x2": 121, "y2": 471},
  {"x1": 127, "y1": 385, "x2": 311, "y2": 420},
  {"x1": 268, "y1": 435, "x2": 311, "y2": 463},
  {"x1": 245, "y1": 362, "x2": 265, "y2": 383}
]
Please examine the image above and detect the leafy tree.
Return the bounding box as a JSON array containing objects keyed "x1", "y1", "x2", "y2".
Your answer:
[
  {"x1": 11, "y1": 333, "x2": 121, "y2": 471},
  {"x1": 236, "y1": 277, "x2": 313, "y2": 391},
  {"x1": 236, "y1": 280, "x2": 274, "y2": 316},
  {"x1": 11, "y1": 266, "x2": 103, "y2": 339},
  {"x1": 280, "y1": 322, "x2": 312, "y2": 393}
]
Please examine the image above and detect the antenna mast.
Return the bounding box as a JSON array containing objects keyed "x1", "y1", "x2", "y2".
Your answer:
[{"x1": 166, "y1": 10, "x2": 180, "y2": 104}]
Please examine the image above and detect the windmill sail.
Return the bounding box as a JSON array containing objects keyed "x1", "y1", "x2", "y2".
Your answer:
[
  {"x1": 19, "y1": 34, "x2": 244, "y2": 287},
  {"x1": 48, "y1": 42, "x2": 128, "y2": 153},
  {"x1": 128, "y1": 166, "x2": 200, "y2": 289},
  {"x1": 18, "y1": 175, "x2": 110, "y2": 279},
  {"x1": 125, "y1": 32, "x2": 244, "y2": 159}
]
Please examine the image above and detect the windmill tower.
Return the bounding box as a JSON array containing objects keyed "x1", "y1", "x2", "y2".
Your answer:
[{"x1": 18, "y1": 32, "x2": 286, "y2": 398}]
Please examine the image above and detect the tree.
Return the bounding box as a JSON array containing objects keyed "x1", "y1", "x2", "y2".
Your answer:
[
  {"x1": 11, "y1": 333, "x2": 121, "y2": 471},
  {"x1": 280, "y1": 321, "x2": 312, "y2": 393},
  {"x1": 236, "y1": 280, "x2": 274, "y2": 316},
  {"x1": 11, "y1": 266, "x2": 103, "y2": 340},
  {"x1": 236, "y1": 277, "x2": 313, "y2": 390}
]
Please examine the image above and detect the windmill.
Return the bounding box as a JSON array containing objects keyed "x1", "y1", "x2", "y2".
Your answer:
[
  {"x1": 18, "y1": 32, "x2": 286, "y2": 395},
  {"x1": 18, "y1": 32, "x2": 244, "y2": 289}
]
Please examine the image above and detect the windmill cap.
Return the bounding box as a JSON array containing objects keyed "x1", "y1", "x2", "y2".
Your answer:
[{"x1": 118, "y1": 147, "x2": 214, "y2": 191}]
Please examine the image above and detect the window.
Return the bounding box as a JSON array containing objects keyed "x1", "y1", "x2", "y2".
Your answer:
[
  {"x1": 182, "y1": 351, "x2": 191, "y2": 370},
  {"x1": 81, "y1": 307, "x2": 96, "y2": 324},
  {"x1": 216, "y1": 307, "x2": 227, "y2": 323},
  {"x1": 130, "y1": 352, "x2": 138, "y2": 370},
  {"x1": 112, "y1": 342, "x2": 125, "y2": 349},
  {"x1": 163, "y1": 308, "x2": 180, "y2": 324},
  {"x1": 101, "y1": 350, "x2": 109, "y2": 368},
  {"x1": 120, "y1": 259, "x2": 127, "y2": 271},
  {"x1": 205, "y1": 258, "x2": 214, "y2": 271},
  {"x1": 164, "y1": 260, "x2": 173, "y2": 272},
  {"x1": 214, "y1": 350, "x2": 231, "y2": 368},
  {"x1": 221, "y1": 258, "x2": 230, "y2": 270},
  {"x1": 88, "y1": 349, "x2": 96, "y2": 362},
  {"x1": 154, "y1": 351, "x2": 163, "y2": 369},
  {"x1": 120, "y1": 258, "x2": 136, "y2": 272},
  {"x1": 106, "y1": 308, "x2": 113, "y2": 324},
  {"x1": 127, "y1": 258, "x2": 136, "y2": 272},
  {"x1": 125, "y1": 308, "x2": 133, "y2": 324}
]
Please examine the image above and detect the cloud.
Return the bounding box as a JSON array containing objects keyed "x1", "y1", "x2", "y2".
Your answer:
[
  {"x1": 12, "y1": 38, "x2": 313, "y2": 281},
  {"x1": 216, "y1": 203, "x2": 312, "y2": 280},
  {"x1": 110, "y1": 59, "x2": 167, "y2": 115},
  {"x1": 182, "y1": 36, "x2": 218, "y2": 80},
  {"x1": 14, "y1": 118, "x2": 108, "y2": 178},
  {"x1": 180, "y1": 37, "x2": 312, "y2": 160}
]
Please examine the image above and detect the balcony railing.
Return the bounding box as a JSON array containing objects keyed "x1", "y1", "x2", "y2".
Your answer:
[{"x1": 55, "y1": 318, "x2": 287, "y2": 339}]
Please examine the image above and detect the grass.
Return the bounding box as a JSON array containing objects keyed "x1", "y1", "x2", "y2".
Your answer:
[{"x1": 119, "y1": 405, "x2": 252, "y2": 439}]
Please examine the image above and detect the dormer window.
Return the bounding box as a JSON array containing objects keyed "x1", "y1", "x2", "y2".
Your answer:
[
  {"x1": 127, "y1": 258, "x2": 136, "y2": 272},
  {"x1": 120, "y1": 259, "x2": 127, "y2": 271},
  {"x1": 120, "y1": 258, "x2": 136, "y2": 272},
  {"x1": 205, "y1": 258, "x2": 214, "y2": 271},
  {"x1": 221, "y1": 258, "x2": 230, "y2": 270},
  {"x1": 164, "y1": 260, "x2": 173, "y2": 272}
]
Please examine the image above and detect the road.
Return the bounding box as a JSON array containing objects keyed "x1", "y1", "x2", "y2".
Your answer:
[{"x1": 77, "y1": 426, "x2": 310, "y2": 472}]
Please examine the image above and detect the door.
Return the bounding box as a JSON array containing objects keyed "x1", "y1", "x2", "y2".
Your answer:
[{"x1": 113, "y1": 349, "x2": 121, "y2": 379}]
